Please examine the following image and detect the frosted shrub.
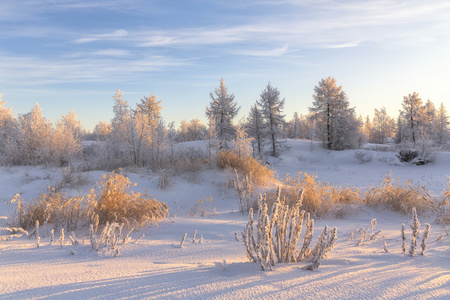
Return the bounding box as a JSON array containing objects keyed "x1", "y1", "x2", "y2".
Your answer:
[
  {"x1": 364, "y1": 174, "x2": 433, "y2": 214},
  {"x1": 354, "y1": 151, "x2": 373, "y2": 164},
  {"x1": 409, "y1": 208, "x2": 420, "y2": 256},
  {"x1": 233, "y1": 171, "x2": 255, "y2": 213},
  {"x1": 242, "y1": 188, "x2": 337, "y2": 271},
  {"x1": 401, "y1": 223, "x2": 406, "y2": 253},
  {"x1": 92, "y1": 170, "x2": 168, "y2": 229},
  {"x1": 0, "y1": 216, "x2": 28, "y2": 241},
  {"x1": 421, "y1": 223, "x2": 431, "y2": 255},
  {"x1": 180, "y1": 233, "x2": 187, "y2": 248}
]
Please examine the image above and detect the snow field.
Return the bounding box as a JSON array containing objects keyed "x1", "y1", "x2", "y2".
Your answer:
[{"x1": 1, "y1": 140, "x2": 449, "y2": 299}]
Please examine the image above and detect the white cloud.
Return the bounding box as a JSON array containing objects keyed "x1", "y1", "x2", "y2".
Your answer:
[{"x1": 73, "y1": 29, "x2": 128, "y2": 44}]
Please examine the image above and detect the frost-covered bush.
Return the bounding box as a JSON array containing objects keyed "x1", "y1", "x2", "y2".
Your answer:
[
  {"x1": 364, "y1": 174, "x2": 433, "y2": 214},
  {"x1": 354, "y1": 151, "x2": 373, "y2": 164},
  {"x1": 242, "y1": 189, "x2": 337, "y2": 271},
  {"x1": 397, "y1": 149, "x2": 418, "y2": 162},
  {"x1": 91, "y1": 170, "x2": 168, "y2": 229}
]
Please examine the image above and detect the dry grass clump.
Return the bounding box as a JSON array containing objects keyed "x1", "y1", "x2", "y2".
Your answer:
[
  {"x1": 265, "y1": 172, "x2": 361, "y2": 218},
  {"x1": 9, "y1": 170, "x2": 168, "y2": 231},
  {"x1": 364, "y1": 174, "x2": 433, "y2": 215},
  {"x1": 10, "y1": 190, "x2": 95, "y2": 231},
  {"x1": 218, "y1": 150, "x2": 274, "y2": 186},
  {"x1": 435, "y1": 179, "x2": 450, "y2": 225},
  {"x1": 91, "y1": 171, "x2": 168, "y2": 229}
]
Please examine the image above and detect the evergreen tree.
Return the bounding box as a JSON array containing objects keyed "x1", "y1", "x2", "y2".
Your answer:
[
  {"x1": 246, "y1": 104, "x2": 264, "y2": 157},
  {"x1": 309, "y1": 77, "x2": 361, "y2": 150},
  {"x1": 205, "y1": 78, "x2": 240, "y2": 149},
  {"x1": 257, "y1": 83, "x2": 286, "y2": 157}
]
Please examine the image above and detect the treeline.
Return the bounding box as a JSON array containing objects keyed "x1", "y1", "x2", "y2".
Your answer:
[{"x1": 0, "y1": 77, "x2": 449, "y2": 168}]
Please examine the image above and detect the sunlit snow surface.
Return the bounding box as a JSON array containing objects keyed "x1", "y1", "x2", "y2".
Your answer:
[{"x1": 1, "y1": 140, "x2": 449, "y2": 299}]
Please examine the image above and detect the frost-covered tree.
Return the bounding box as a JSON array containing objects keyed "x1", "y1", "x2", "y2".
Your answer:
[
  {"x1": 285, "y1": 112, "x2": 302, "y2": 139},
  {"x1": 400, "y1": 92, "x2": 425, "y2": 146},
  {"x1": 53, "y1": 111, "x2": 83, "y2": 165},
  {"x1": 257, "y1": 83, "x2": 286, "y2": 157},
  {"x1": 206, "y1": 78, "x2": 240, "y2": 149},
  {"x1": 246, "y1": 104, "x2": 264, "y2": 157},
  {"x1": 370, "y1": 107, "x2": 395, "y2": 144},
  {"x1": 187, "y1": 119, "x2": 205, "y2": 141},
  {"x1": 309, "y1": 77, "x2": 361, "y2": 150},
  {"x1": 0, "y1": 95, "x2": 17, "y2": 157},
  {"x1": 93, "y1": 121, "x2": 111, "y2": 142},
  {"x1": 111, "y1": 89, "x2": 130, "y2": 134},
  {"x1": 434, "y1": 103, "x2": 449, "y2": 146},
  {"x1": 13, "y1": 104, "x2": 53, "y2": 164},
  {"x1": 422, "y1": 100, "x2": 436, "y2": 139},
  {"x1": 137, "y1": 94, "x2": 162, "y2": 128}
]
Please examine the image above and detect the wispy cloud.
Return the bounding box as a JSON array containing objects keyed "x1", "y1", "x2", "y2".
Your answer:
[
  {"x1": 232, "y1": 45, "x2": 292, "y2": 57},
  {"x1": 0, "y1": 54, "x2": 191, "y2": 86},
  {"x1": 73, "y1": 29, "x2": 128, "y2": 44}
]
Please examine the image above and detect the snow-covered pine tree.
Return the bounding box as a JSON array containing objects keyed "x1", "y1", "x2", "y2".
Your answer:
[
  {"x1": 247, "y1": 104, "x2": 264, "y2": 158},
  {"x1": 257, "y1": 83, "x2": 286, "y2": 157},
  {"x1": 309, "y1": 77, "x2": 361, "y2": 150},
  {"x1": 206, "y1": 78, "x2": 240, "y2": 149}
]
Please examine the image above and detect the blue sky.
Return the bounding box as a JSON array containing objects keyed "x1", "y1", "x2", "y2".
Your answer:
[{"x1": 1, "y1": 0, "x2": 450, "y2": 130}]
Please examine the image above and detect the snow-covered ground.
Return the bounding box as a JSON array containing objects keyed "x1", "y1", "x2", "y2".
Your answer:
[{"x1": 1, "y1": 140, "x2": 449, "y2": 299}]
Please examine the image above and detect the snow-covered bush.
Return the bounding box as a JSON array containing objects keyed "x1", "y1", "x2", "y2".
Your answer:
[
  {"x1": 397, "y1": 149, "x2": 418, "y2": 162},
  {"x1": 0, "y1": 216, "x2": 28, "y2": 241},
  {"x1": 242, "y1": 188, "x2": 337, "y2": 271},
  {"x1": 364, "y1": 174, "x2": 433, "y2": 214},
  {"x1": 354, "y1": 151, "x2": 373, "y2": 164},
  {"x1": 234, "y1": 171, "x2": 255, "y2": 213},
  {"x1": 91, "y1": 170, "x2": 168, "y2": 229}
]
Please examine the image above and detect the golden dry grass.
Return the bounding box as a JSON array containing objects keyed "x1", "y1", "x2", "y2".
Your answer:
[
  {"x1": 363, "y1": 174, "x2": 433, "y2": 215},
  {"x1": 10, "y1": 170, "x2": 168, "y2": 230},
  {"x1": 91, "y1": 170, "x2": 168, "y2": 229},
  {"x1": 217, "y1": 150, "x2": 274, "y2": 186}
]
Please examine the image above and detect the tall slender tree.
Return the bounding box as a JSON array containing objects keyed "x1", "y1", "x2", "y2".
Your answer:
[
  {"x1": 434, "y1": 102, "x2": 449, "y2": 145},
  {"x1": 257, "y1": 82, "x2": 286, "y2": 157},
  {"x1": 247, "y1": 104, "x2": 264, "y2": 157},
  {"x1": 400, "y1": 92, "x2": 424, "y2": 146},
  {"x1": 206, "y1": 78, "x2": 240, "y2": 149}
]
